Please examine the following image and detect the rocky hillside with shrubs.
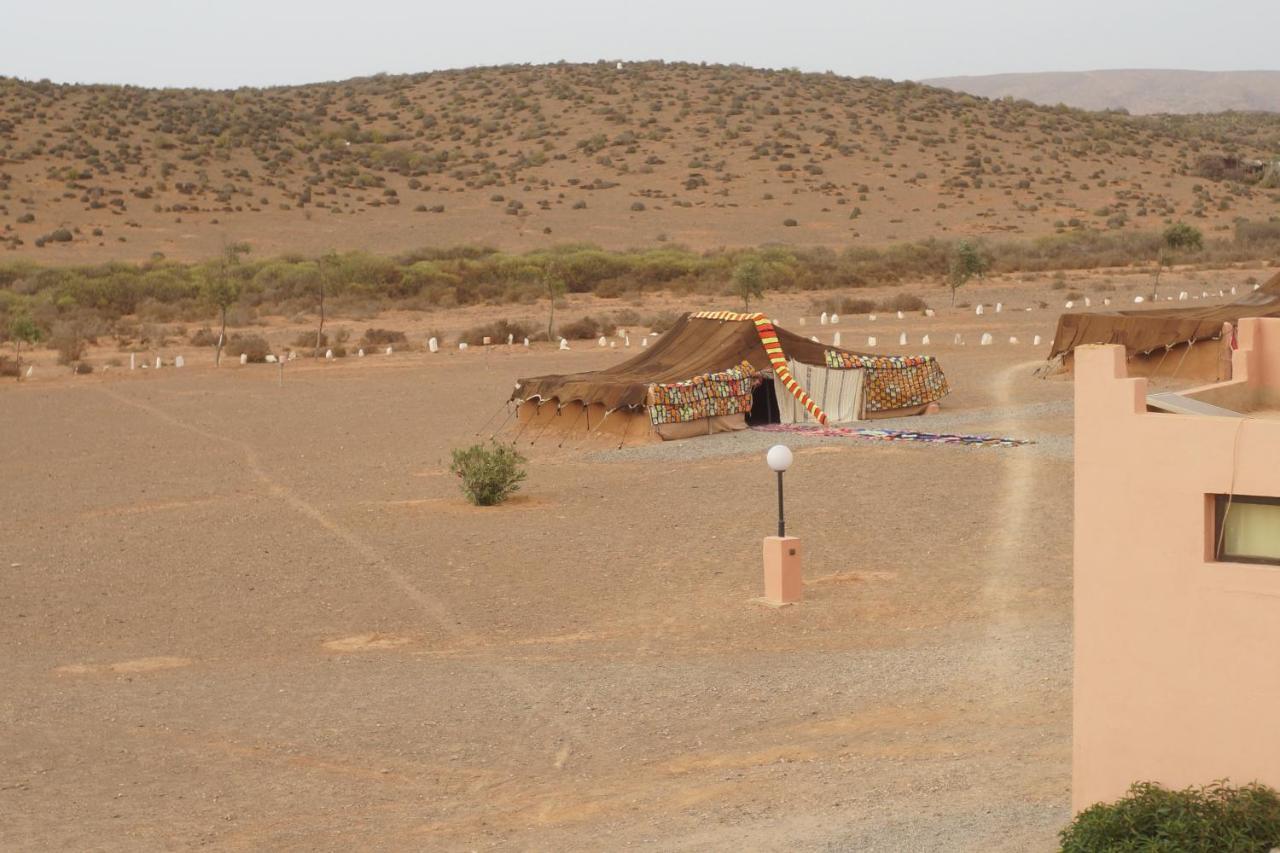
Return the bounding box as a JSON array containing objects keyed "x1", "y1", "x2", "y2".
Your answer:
[{"x1": 2, "y1": 61, "x2": 1279, "y2": 263}]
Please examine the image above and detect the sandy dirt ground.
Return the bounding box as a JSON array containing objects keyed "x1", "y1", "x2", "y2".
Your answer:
[{"x1": 0, "y1": 268, "x2": 1265, "y2": 850}]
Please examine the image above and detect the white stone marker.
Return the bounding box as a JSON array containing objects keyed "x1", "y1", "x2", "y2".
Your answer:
[
  {"x1": 830, "y1": 313, "x2": 839, "y2": 324},
  {"x1": 1202, "y1": 291, "x2": 1209, "y2": 298},
  {"x1": 1179, "y1": 291, "x2": 1188, "y2": 301},
  {"x1": 896, "y1": 310, "x2": 904, "y2": 320},
  {"x1": 832, "y1": 331, "x2": 842, "y2": 347},
  {"x1": 609, "y1": 341, "x2": 616, "y2": 348},
  {"x1": 523, "y1": 338, "x2": 530, "y2": 347},
  {"x1": 996, "y1": 302, "x2": 1003, "y2": 313},
  {"x1": 980, "y1": 333, "x2": 993, "y2": 346},
  {"x1": 1009, "y1": 336, "x2": 1019, "y2": 345},
  {"x1": 559, "y1": 338, "x2": 570, "y2": 350},
  {"x1": 325, "y1": 349, "x2": 333, "y2": 360},
  {"x1": 25, "y1": 366, "x2": 34, "y2": 378},
  {"x1": 799, "y1": 318, "x2": 806, "y2": 326},
  {"x1": 288, "y1": 351, "x2": 297, "y2": 361},
  {"x1": 624, "y1": 335, "x2": 631, "y2": 347},
  {"x1": 976, "y1": 304, "x2": 984, "y2": 316},
  {"x1": 869, "y1": 314, "x2": 877, "y2": 321},
  {"x1": 1033, "y1": 335, "x2": 1042, "y2": 346},
  {"x1": 357, "y1": 348, "x2": 365, "y2": 357},
  {"x1": 898, "y1": 332, "x2": 907, "y2": 346},
  {"x1": 1231, "y1": 286, "x2": 1238, "y2": 295},
  {"x1": 429, "y1": 337, "x2": 439, "y2": 353},
  {"x1": 820, "y1": 312, "x2": 829, "y2": 325},
  {"x1": 265, "y1": 354, "x2": 277, "y2": 363},
  {"x1": 482, "y1": 337, "x2": 491, "y2": 346},
  {"x1": 954, "y1": 333, "x2": 964, "y2": 345},
  {"x1": 810, "y1": 335, "x2": 820, "y2": 343},
  {"x1": 154, "y1": 357, "x2": 161, "y2": 369},
  {"x1": 1104, "y1": 298, "x2": 1111, "y2": 306},
  {"x1": 597, "y1": 336, "x2": 607, "y2": 347},
  {"x1": 241, "y1": 353, "x2": 249, "y2": 365},
  {"x1": 1065, "y1": 301, "x2": 1074, "y2": 309},
  {"x1": 1084, "y1": 297, "x2": 1091, "y2": 307},
  {"x1": 130, "y1": 353, "x2": 135, "y2": 370},
  {"x1": 459, "y1": 342, "x2": 468, "y2": 351},
  {"x1": 386, "y1": 346, "x2": 393, "y2": 355},
  {"x1": 925, "y1": 308, "x2": 935, "y2": 317},
  {"x1": 175, "y1": 355, "x2": 184, "y2": 368},
  {"x1": 922, "y1": 334, "x2": 930, "y2": 345},
  {"x1": 641, "y1": 338, "x2": 648, "y2": 347},
  {"x1": 507, "y1": 334, "x2": 514, "y2": 345},
  {"x1": 1134, "y1": 296, "x2": 1145, "y2": 304},
  {"x1": 868, "y1": 336, "x2": 877, "y2": 347}
]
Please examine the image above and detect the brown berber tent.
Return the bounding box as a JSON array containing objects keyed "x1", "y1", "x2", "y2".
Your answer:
[
  {"x1": 511, "y1": 311, "x2": 949, "y2": 444},
  {"x1": 1048, "y1": 269, "x2": 1280, "y2": 381}
]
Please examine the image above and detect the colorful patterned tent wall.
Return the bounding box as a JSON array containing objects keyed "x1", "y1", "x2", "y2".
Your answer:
[
  {"x1": 647, "y1": 360, "x2": 760, "y2": 425},
  {"x1": 691, "y1": 311, "x2": 830, "y2": 425},
  {"x1": 824, "y1": 350, "x2": 950, "y2": 413}
]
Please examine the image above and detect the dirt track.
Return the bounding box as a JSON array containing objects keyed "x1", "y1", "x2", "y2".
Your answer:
[{"x1": 2, "y1": 274, "x2": 1252, "y2": 849}]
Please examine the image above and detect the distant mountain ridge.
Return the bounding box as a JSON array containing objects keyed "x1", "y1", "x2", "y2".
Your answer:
[{"x1": 923, "y1": 69, "x2": 1280, "y2": 115}]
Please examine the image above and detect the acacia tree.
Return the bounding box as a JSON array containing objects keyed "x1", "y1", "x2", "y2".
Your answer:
[
  {"x1": 202, "y1": 241, "x2": 250, "y2": 366},
  {"x1": 315, "y1": 252, "x2": 338, "y2": 357},
  {"x1": 947, "y1": 240, "x2": 987, "y2": 306},
  {"x1": 732, "y1": 257, "x2": 766, "y2": 310},
  {"x1": 1152, "y1": 222, "x2": 1203, "y2": 297},
  {"x1": 8, "y1": 315, "x2": 41, "y2": 382},
  {"x1": 543, "y1": 261, "x2": 566, "y2": 342}
]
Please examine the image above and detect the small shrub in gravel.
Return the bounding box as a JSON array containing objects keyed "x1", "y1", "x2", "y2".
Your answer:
[{"x1": 449, "y1": 441, "x2": 527, "y2": 506}]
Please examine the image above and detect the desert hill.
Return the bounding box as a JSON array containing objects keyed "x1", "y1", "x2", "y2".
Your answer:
[
  {"x1": 924, "y1": 69, "x2": 1280, "y2": 116},
  {"x1": 2, "y1": 62, "x2": 1280, "y2": 264}
]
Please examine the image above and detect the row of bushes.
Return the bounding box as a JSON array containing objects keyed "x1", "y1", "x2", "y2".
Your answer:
[{"x1": 2, "y1": 224, "x2": 1278, "y2": 334}]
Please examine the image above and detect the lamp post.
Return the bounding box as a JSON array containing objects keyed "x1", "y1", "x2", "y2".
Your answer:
[
  {"x1": 766, "y1": 444, "x2": 793, "y2": 537},
  {"x1": 761, "y1": 444, "x2": 802, "y2": 606}
]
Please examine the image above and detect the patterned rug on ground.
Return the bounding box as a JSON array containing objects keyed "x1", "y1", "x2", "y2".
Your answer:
[{"x1": 751, "y1": 422, "x2": 1034, "y2": 448}]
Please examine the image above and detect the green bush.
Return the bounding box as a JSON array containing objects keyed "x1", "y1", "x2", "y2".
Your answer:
[
  {"x1": 225, "y1": 334, "x2": 271, "y2": 362},
  {"x1": 449, "y1": 441, "x2": 527, "y2": 506},
  {"x1": 1061, "y1": 781, "x2": 1280, "y2": 853}
]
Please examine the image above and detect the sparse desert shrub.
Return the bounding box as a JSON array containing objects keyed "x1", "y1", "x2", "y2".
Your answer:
[
  {"x1": 360, "y1": 327, "x2": 407, "y2": 346},
  {"x1": 558, "y1": 315, "x2": 617, "y2": 340},
  {"x1": 449, "y1": 441, "x2": 527, "y2": 507},
  {"x1": 1060, "y1": 781, "x2": 1280, "y2": 853},
  {"x1": 1064, "y1": 290, "x2": 1083, "y2": 301},
  {"x1": 811, "y1": 296, "x2": 875, "y2": 315},
  {"x1": 878, "y1": 293, "x2": 928, "y2": 313},
  {"x1": 190, "y1": 326, "x2": 219, "y2": 346},
  {"x1": 782, "y1": 218, "x2": 798, "y2": 227},
  {"x1": 459, "y1": 319, "x2": 533, "y2": 345},
  {"x1": 225, "y1": 334, "x2": 270, "y2": 363},
  {"x1": 48, "y1": 323, "x2": 87, "y2": 365},
  {"x1": 0, "y1": 357, "x2": 18, "y2": 377},
  {"x1": 73, "y1": 362, "x2": 93, "y2": 375},
  {"x1": 643, "y1": 311, "x2": 681, "y2": 333}
]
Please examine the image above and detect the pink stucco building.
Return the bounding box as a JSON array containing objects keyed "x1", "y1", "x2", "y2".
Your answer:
[{"x1": 1073, "y1": 317, "x2": 1280, "y2": 812}]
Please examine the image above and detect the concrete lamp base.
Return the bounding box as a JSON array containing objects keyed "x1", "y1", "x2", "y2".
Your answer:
[{"x1": 761, "y1": 535, "x2": 802, "y2": 606}]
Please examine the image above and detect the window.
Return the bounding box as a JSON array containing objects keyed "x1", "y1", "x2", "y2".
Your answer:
[{"x1": 1213, "y1": 495, "x2": 1280, "y2": 566}]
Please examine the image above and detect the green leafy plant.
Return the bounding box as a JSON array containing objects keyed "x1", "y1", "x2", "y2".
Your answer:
[
  {"x1": 449, "y1": 441, "x2": 528, "y2": 506},
  {"x1": 7, "y1": 315, "x2": 41, "y2": 382},
  {"x1": 1060, "y1": 781, "x2": 1280, "y2": 853},
  {"x1": 947, "y1": 239, "x2": 987, "y2": 306},
  {"x1": 732, "y1": 256, "x2": 766, "y2": 310}
]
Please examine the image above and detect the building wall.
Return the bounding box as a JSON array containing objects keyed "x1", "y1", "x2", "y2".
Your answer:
[{"x1": 1073, "y1": 318, "x2": 1280, "y2": 811}]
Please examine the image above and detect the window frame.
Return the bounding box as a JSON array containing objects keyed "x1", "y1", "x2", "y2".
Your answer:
[{"x1": 1212, "y1": 494, "x2": 1280, "y2": 566}]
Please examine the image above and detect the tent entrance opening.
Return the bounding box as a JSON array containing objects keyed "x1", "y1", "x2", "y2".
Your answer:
[{"x1": 747, "y1": 379, "x2": 781, "y2": 425}]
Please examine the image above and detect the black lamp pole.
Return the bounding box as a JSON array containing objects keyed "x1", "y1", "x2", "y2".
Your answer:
[{"x1": 776, "y1": 470, "x2": 786, "y2": 538}]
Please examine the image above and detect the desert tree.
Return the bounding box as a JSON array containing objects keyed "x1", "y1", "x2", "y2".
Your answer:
[
  {"x1": 314, "y1": 252, "x2": 338, "y2": 357},
  {"x1": 543, "y1": 260, "x2": 567, "y2": 342},
  {"x1": 202, "y1": 240, "x2": 250, "y2": 366},
  {"x1": 8, "y1": 315, "x2": 41, "y2": 382},
  {"x1": 1152, "y1": 222, "x2": 1203, "y2": 297},
  {"x1": 732, "y1": 256, "x2": 766, "y2": 310},
  {"x1": 947, "y1": 240, "x2": 987, "y2": 306}
]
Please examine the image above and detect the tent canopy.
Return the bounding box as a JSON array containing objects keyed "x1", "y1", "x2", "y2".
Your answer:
[
  {"x1": 1050, "y1": 269, "x2": 1280, "y2": 358},
  {"x1": 513, "y1": 312, "x2": 876, "y2": 410}
]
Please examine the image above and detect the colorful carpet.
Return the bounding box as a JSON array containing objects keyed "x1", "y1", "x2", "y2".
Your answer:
[{"x1": 751, "y1": 422, "x2": 1033, "y2": 448}]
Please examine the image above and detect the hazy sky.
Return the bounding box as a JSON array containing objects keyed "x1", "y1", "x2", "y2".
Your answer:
[{"x1": 6, "y1": 0, "x2": 1278, "y2": 89}]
